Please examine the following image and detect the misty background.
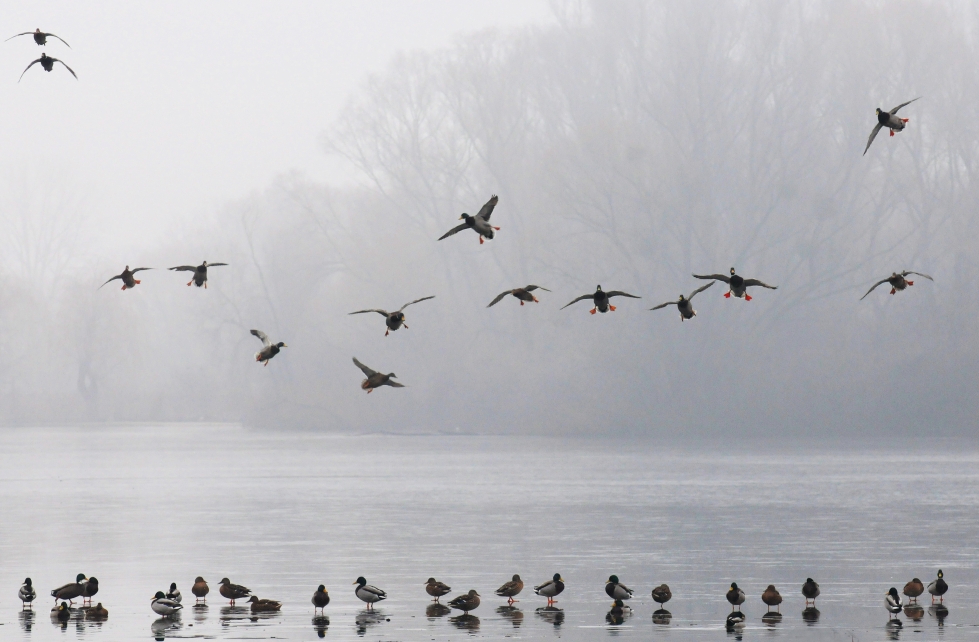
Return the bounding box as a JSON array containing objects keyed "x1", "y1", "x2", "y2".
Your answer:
[{"x1": 1, "y1": 0, "x2": 976, "y2": 440}]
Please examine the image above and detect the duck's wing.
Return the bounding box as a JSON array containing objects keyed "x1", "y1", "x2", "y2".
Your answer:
[
  {"x1": 888, "y1": 97, "x2": 921, "y2": 115},
  {"x1": 524, "y1": 285, "x2": 551, "y2": 292},
  {"x1": 397, "y1": 295, "x2": 435, "y2": 312},
  {"x1": 18, "y1": 58, "x2": 42, "y2": 82},
  {"x1": 352, "y1": 357, "x2": 377, "y2": 377},
  {"x1": 348, "y1": 308, "x2": 389, "y2": 317},
  {"x1": 98, "y1": 274, "x2": 122, "y2": 289},
  {"x1": 476, "y1": 194, "x2": 499, "y2": 221},
  {"x1": 687, "y1": 281, "x2": 715, "y2": 299},
  {"x1": 207, "y1": 262, "x2": 228, "y2": 267},
  {"x1": 606, "y1": 290, "x2": 641, "y2": 299},
  {"x1": 860, "y1": 278, "x2": 890, "y2": 300},
  {"x1": 363, "y1": 584, "x2": 386, "y2": 598},
  {"x1": 487, "y1": 290, "x2": 513, "y2": 307},
  {"x1": 863, "y1": 123, "x2": 883, "y2": 156},
  {"x1": 561, "y1": 293, "x2": 594, "y2": 309},
  {"x1": 130, "y1": 267, "x2": 151, "y2": 273},
  {"x1": 742, "y1": 278, "x2": 777, "y2": 290},
  {"x1": 903, "y1": 270, "x2": 934, "y2": 281},
  {"x1": 693, "y1": 273, "x2": 731, "y2": 283},
  {"x1": 649, "y1": 300, "x2": 678, "y2": 311},
  {"x1": 250, "y1": 329, "x2": 272, "y2": 347},
  {"x1": 533, "y1": 580, "x2": 554, "y2": 592},
  {"x1": 495, "y1": 580, "x2": 518, "y2": 594},
  {"x1": 53, "y1": 58, "x2": 77, "y2": 79},
  {"x1": 438, "y1": 222, "x2": 469, "y2": 240},
  {"x1": 168, "y1": 265, "x2": 196, "y2": 272},
  {"x1": 46, "y1": 33, "x2": 71, "y2": 48},
  {"x1": 385, "y1": 380, "x2": 405, "y2": 388},
  {"x1": 4, "y1": 32, "x2": 34, "y2": 42}
]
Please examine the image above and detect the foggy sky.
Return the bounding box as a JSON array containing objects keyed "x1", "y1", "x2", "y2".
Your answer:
[{"x1": 2, "y1": 0, "x2": 977, "y2": 441}]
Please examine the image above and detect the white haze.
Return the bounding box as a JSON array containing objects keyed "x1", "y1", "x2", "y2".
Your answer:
[{"x1": 0, "y1": 1, "x2": 976, "y2": 441}]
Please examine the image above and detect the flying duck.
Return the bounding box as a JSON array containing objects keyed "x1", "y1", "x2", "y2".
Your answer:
[
  {"x1": 448, "y1": 589, "x2": 480, "y2": 614},
  {"x1": 169, "y1": 261, "x2": 227, "y2": 288},
  {"x1": 80, "y1": 577, "x2": 98, "y2": 606},
  {"x1": 761, "y1": 585, "x2": 782, "y2": 612},
  {"x1": 100, "y1": 266, "x2": 151, "y2": 290},
  {"x1": 726, "y1": 583, "x2": 746, "y2": 611},
  {"x1": 51, "y1": 574, "x2": 86, "y2": 604},
  {"x1": 6, "y1": 29, "x2": 70, "y2": 47},
  {"x1": 192, "y1": 577, "x2": 209, "y2": 604},
  {"x1": 247, "y1": 596, "x2": 282, "y2": 612},
  {"x1": 487, "y1": 285, "x2": 550, "y2": 307},
  {"x1": 904, "y1": 578, "x2": 924, "y2": 604},
  {"x1": 438, "y1": 195, "x2": 500, "y2": 244},
  {"x1": 605, "y1": 575, "x2": 633, "y2": 602},
  {"x1": 651, "y1": 584, "x2": 672, "y2": 606},
  {"x1": 927, "y1": 570, "x2": 948, "y2": 604},
  {"x1": 218, "y1": 578, "x2": 251, "y2": 605},
  {"x1": 425, "y1": 578, "x2": 452, "y2": 602},
  {"x1": 19, "y1": 53, "x2": 77, "y2": 81},
  {"x1": 562, "y1": 285, "x2": 640, "y2": 314},
  {"x1": 693, "y1": 268, "x2": 777, "y2": 300},
  {"x1": 312, "y1": 585, "x2": 330, "y2": 613},
  {"x1": 349, "y1": 296, "x2": 435, "y2": 336},
  {"x1": 802, "y1": 578, "x2": 820, "y2": 606},
  {"x1": 885, "y1": 587, "x2": 903, "y2": 615},
  {"x1": 19, "y1": 578, "x2": 36, "y2": 609},
  {"x1": 166, "y1": 582, "x2": 181, "y2": 603},
  {"x1": 86, "y1": 603, "x2": 108, "y2": 619},
  {"x1": 495, "y1": 574, "x2": 523, "y2": 605},
  {"x1": 864, "y1": 98, "x2": 921, "y2": 155},
  {"x1": 860, "y1": 270, "x2": 933, "y2": 300},
  {"x1": 534, "y1": 574, "x2": 564, "y2": 606},
  {"x1": 352, "y1": 357, "x2": 404, "y2": 393},
  {"x1": 151, "y1": 591, "x2": 183, "y2": 617},
  {"x1": 649, "y1": 282, "x2": 714, "y2": 320},
  {"x1": 354, "y1": 577, "x2": 386, "y2": 610},
  {"x1": 251, "y1": 329, "x2": 287, "y2": 365}
]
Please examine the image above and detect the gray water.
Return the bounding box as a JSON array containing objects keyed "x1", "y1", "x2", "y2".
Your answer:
[{"x1": 0, "y1": 425, "x2": 975, "y2": 640}]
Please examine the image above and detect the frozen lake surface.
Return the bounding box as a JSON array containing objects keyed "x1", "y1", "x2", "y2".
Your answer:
[{"x1": 0, "y1": 425, "x2": 975, "y2": 640}]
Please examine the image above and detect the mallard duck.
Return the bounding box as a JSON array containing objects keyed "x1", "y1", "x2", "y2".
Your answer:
[
  {"x1": 605, "y1": 575, "x2": 633, "y2": 602},
  {"x1": 19, "y1": 578, "x2": 35, "y2": 609},
  {"x1": 6, "y1": 29, "x2": 70, "y2": 47},
  {"x1": 761, "y1": 585, "x2": 782, "y2": 612},
  {"x1": 349, "y1": 296, "x2": 435, "y2": 336},
  {"x1": 860, "y1": 270, "x2": 933, "y2": 300},
  {"x1": 218, "y1": 578, "x2": 251, "y2": 605},
  {"x1": 51, "y1": 574, "x2": 86, "y2": 604},
  {"x1": 562, "y1": 286, "x2": 640, "y2": 314},
  {"x1": 927, "y1": 570, "x2": 948, "y2": 604},
  {"x1": 425, "y1": 578, "x2": 451, "y2": 602},
  {"x1": 904, "y1": 578, "x2": 924, "y2": 604},
  {"x1": 649, "y1": 282, "x2": 714, "y2": 320},
  {"x1": 726, "y1": 583, "x2": 745, "y2": 611},
  {"x1": 606, "y1": 599, "x2": 626, "y2": 624},
  {"x1": 651, "y1": 584, "x2": 672, "y2": 606},
  {"x1": 352, "y1": 357, "x2": 404, "y2": 393},
  {"x1": 247, "y1": 596, "x2": 282, "y2": 612},
  {"x1": 886, "y1": 587, "x2": 903, "y2": 614},
  {"x1": 693, "y1": 268, "x2": 777, "y2": 300},
  {"x1": 169, "y1": 261, "x2": 227, "y2": 288},
  {"x1": 354, "y1": 577, "x2": 386, "y2": 610},
  {"x1": 438, "y1": 195, "x2": 500, "y2": 245},
  {"x1": 99, "y1": 266, "x2": 150, "y2": 290},
  {"x1": 802, "y1": 578, "x2": 820, "y2": 606},
  {"x1": 192, "y1": 577, "x2": 209, "y2": 604},
  {"x1": 251, "y1": 329, "x2": 287, "y2": 365},
  {"x1": 448, "y1": 589, "x2": 480, "y2": 613},
  {"x1": 312, "y1": 585, "x2": 330, "y2": 612},
  {"x1": 86, "y1": 603, "x2": 108, "y2": 619},
  {"x1": 19, "y1": 53, "x2": 77, "y2": 81},
  {"x1": 534, "y1": 574, "x2": 564, "y2": 606},
  {"x1": 487, "y1": 286, "x2": 550, "y2": 308},
  {"x1": 495, "y1": 574, "x2": 523, "y2": 605},
  {"x1": 54, "y1": 601, "x2": 71, "y2": 622},
  {"x1": 864, "y1": 98, "x2": 921, "y2": 155},
  {"x1": 81, "y1": 577, "x2": 98, "y2": 606},
  {"x1": 166, "y1": 582, "x2": 181, "y2": 603},
  {"x1": 152, "y1": 591, "x2": 183, "y2": 617}
]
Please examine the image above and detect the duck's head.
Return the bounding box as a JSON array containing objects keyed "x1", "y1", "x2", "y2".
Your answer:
[
  {"x1": 88, "y1": 577, "x2": 98, "y2": 586},
  {"x1": 512, "y1": 574, "x2": 521, "y2": 581},
  {"x1": 276, "y1": 342, "x2": 287, "y2": 348},
  {"x1": 459, "y1": 213, "x2": 474, "y2": 223},
  {"x1": 937, "y1": 569, "x2": 944, "y2": 578},
  {"x1": 354, "y1": 576, "x2": 367, "y2": 586},
  {"x1": 552, "y1": 573, "x2": 563, "y2": 582},
  {"x1": 24, "y1": 577, "x2": 32, "y2": 586},
  {"x1": 388, "y1": 372, "x2": 398, "y2": 379},
  {"x1": 195, "y1": 576, "x2": 206, "y2": 583},
  {"x1": 59, "y1": 601, "x2": 68, "y2": 611},
  {"x1": 202, "y1": 261, "x2": 208, "y2": 267},
  {"x1": 124, "y1": 265, "x2": 130, "y2": 272},
  {"x1": 247, "y1": 596, "x2": 259, "y2": 604},
  {"x1": 607, "y1": 575, "x2": 619, "y2": 584},
  {"x1": 596, "y1": 285, "x2": 603, "y2": 292},
  {"x1": 729, "y1": 267, "x2": 736, "y2": 276},
  {"x1": 678, "y1": 294, "x2": 687, "y2": 301},
  {"x1": 876, "y1": 107, "x2": 882, "y2": 115},
  {"x1": 169, "y1": 582, "x2": 177, "y2": 591},
  {"x1": 317, "y1": 585, "x2": 327, "y2": 592},
  {"x1": 394, "y1": 311, "x2": 405, "y2": 322},
  {"x1": 219, "y1": 578, "x2": 231, "y2": 585},
  {"x1": 730, "y1": 582, "x2": 739, "y2": 590},
  {"x1": 614, "y1": 599, "x2": 624, "y2": 607},
  {"x1": 888, "y1": 587, "x2": 899, "y2": 598},
  {"x1": 154, "y1": 591, "x2": 166, "y2": 600},
  {"x1": 805, "y1": 578, "x2": 814, "y2": 583},
  {"x1": 35, "y1": 29, "x2": 41, "y2": 33},
  {"x1": 468, "y1": 589, "x2": 480, "y2": 596},
  {"x1": 766, "y1": 584, "x2": 777, "y2": 591},
  {"x1": 40, "y1": 52, "x2": 49, "y2": 59},
  {"x1": 76, "y1": 574, "x2": 87, "y2": 583}
]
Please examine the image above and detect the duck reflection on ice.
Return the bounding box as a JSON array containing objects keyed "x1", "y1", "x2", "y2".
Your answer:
[
  {"x1": 535, "y1": 606, "x2": 564, "y2": 627},
  {"x1": 606, "y1": 598, "x2": 628, "y2": 625},
  {"x1": 193, "y1": 603, "x2": 208, "y2": 624},
  {"x1": 219, "y1": 604, "x2": 250, "y2": 625},
  {"x1": 450, "y1": 613, "x2": 480, "y2": 630},
  {"x1": 761, "y1": 611, "x2": 782, "y2": 627},
  {"x1": 151, "y1": 615, "x2": 182, "y2": 640},
  {"x1": 652, "y1": 608, "x2": 671, "y2": 625},
  {"x1": 19, "y1": 609, "x2": 35, "y2": 632},
  {"x1": 496, "y1": 605, "x2": 523, "y2": 628},
  {"x1": 928, "y1": 604, "x2": 948, "y2": 625},
  {"x1": 903, "y1": 604, "x2": 924, "y2": 621},
  {"x1": 355, "y1": 608, "x2": 385, "y2": 636},
  {"x1": 885, "y1": 618, "x2": 902, "y2": 641},
  {"x1": 426, "y1": 603, "x2": 451, "y2": 619},
  {"x1": 312, "y1": 615, "x2": 329, "y2": 638},
  {"x1": 801, "y1": 606, "x2": 820, "y2": 624}
]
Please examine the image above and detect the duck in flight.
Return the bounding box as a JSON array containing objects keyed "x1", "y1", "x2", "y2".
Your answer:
[
  {"x1": 693, "y1": 268, "x2": 777, "y2": 301},
  {"x1": 100, "y1": 266, "x2": 151, "y2": 291},
  {"x1": 251, "y1": 329, "x2": 286, "y2": 365},
  {"x1": 352, "y1": 357, "x2": 404, "y2": 393},
  {"x1": 19, "y1": 53, "x2": 77, "y2": 81},
  {"x1": 864, "y1": 97, "x2": 920, "y2": 155},
  {"x1": 487, "y1": 285, "x2": 550, "y2": 307},
  {"x1": 169, "y1": 261, "x2": 227, "y2": 288},
  {"x1": 649, "y1": 282, "x2": 714, "y2": 320},
  {"x1": 6, "y1": 29, "x2": 70, "y2": 48},
  {"x1": 562, "y1": 285, "x2": 640, "y2": 314},
  {"x1": 438, "y1": 195, "x2": 500, "y2": 245},
  {"x1": 349, "y1": 296, "x2": 435, "y2": 336},
  {"x1": 860, "y1": 270, "x2": 933, "y2": 300}
]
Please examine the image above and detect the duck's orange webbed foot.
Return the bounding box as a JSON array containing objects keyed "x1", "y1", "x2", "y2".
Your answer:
[
  {"x1": 121, "y1": 285, "x2": 127, "y2": 290},
  {"x1": 589, "y1": 307, "x2": 597, "y2": 315},
  {"x1": 901, "y1": 118, "x2": 909, "y2": 123},
  {"x1": 609, "y1": 304, "x2": 616, "y2": 311},
  {"x1": 385, "y1": 329, "x2": 389, "y2": 336},
  {"x1": 723, "y1": 291, "x2": 731, "y2": 298},
  {"x1": 744, "y1": 294, "x2": 752, "y2": 301},
  {"x1": 493, "y1": 226, "x2": 500, "y2": 231},
  {"x1": 520, "y1": 300, "x2": 524, "y2": 305},
  {"x1": 890, "y1": 288, "x2": 896, "y2": 294},
  {"x1": 479, "y1": 237, "x2": 484, "y2": 244},
  {"x1": 907, "y1": 281, "x2": 914, "y2": 286},
  {"x1": 532, "y1": 296, "x2": 539, "y2": 303},
  {"x1": 187, "y1": 280, "x2": 192, "y2": 286},
  {"x1": 134, "y1": 279, "x2": 141, "y2": 284},
  {"x1": 890, "y1": 130, "x2": 895, "y2": 137}
]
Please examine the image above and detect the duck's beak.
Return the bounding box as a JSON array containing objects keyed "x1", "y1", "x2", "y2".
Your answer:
[
  {"x1": 282, "y1": 343, "x2": 288, "y2": 347},
  {"x1": 352, "y1": 581, "x2": 358, "y2": 585},
  {"x1": 458, "y1": 215, "x2": 465, "y2": 220}
]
